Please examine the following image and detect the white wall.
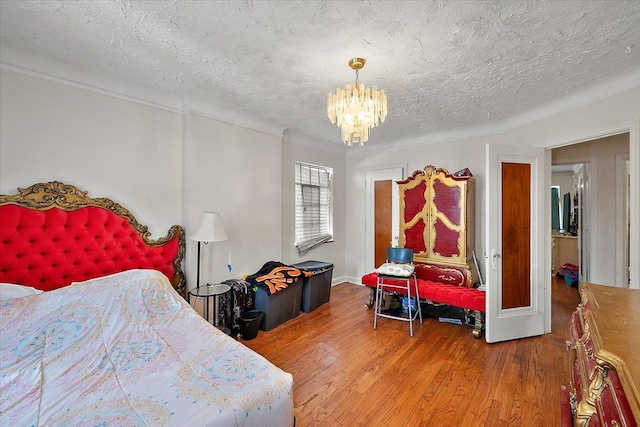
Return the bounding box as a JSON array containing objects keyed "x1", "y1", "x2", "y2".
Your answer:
[
  {"x1": 0, "y1": 69, "x2": 183, "y2": 237},
  {"x1": 0, "y1": 68, "x2": 346, "y2": 291},
  {"x1": 0, "y1": 69, "x2": 290, "y2": 292},
  {"x1": 184, "y1": 113, "x2": 284, "y2": 288}
]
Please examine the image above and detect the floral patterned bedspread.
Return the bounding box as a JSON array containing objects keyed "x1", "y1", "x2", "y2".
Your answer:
[{"x1": 0, "y1": 269, "x2": 294, "y2": 426}]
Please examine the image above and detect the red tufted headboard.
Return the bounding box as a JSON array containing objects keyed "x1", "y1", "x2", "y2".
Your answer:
[{"x1": 0, "y1": 181, "x2": 186, "y2": 296}]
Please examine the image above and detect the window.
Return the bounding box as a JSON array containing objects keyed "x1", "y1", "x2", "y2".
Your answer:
[{"x1": 295, "y1": 162, "x2": 333, "y2": 255}]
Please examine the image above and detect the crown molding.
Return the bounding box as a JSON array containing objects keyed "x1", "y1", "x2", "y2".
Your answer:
[
  {"x1": 1, "y1": 62, "x2": 184, "y2": 114},
  {"x1": 1, "y1": 62, "x2": 284, "y2": 139}
]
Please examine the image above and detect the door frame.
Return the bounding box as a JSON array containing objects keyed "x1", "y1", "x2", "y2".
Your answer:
[
  {"x1": 551, "y1": 157, "x2": 596, "y2": 283},
  {"x1": 575, "y1": 163, "x2": 591, "y2": 283},
  {"x1": 616, "y1": 153, "x2": 631, "y2": 287},
  {"x1": 364, "y1": 166, "x2": 405, "y2": 274},
  {"x1": 545, "y1": 119, "x2": 639, "y2": 289}
]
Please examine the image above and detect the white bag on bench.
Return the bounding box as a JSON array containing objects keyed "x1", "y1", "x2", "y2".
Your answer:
[{"x1": 377, "y1": 262, "x2": 415, "y2": 277}]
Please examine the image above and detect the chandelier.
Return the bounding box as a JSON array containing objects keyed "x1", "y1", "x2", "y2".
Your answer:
[{"x1": 327, "y1": 58, "x2": 388, "y2": 146}]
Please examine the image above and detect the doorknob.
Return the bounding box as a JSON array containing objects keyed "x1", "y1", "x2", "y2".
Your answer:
[{"x1": 491, "y1": 249, "x2": 501, "y2": 270}]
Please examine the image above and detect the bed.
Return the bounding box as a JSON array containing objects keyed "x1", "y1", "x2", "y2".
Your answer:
[{"x1": 0, "y1": 181, "x2": 294, "y2": 426}]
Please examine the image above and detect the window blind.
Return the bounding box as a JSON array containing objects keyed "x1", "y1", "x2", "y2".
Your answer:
[{"x1": 295, "y1": 162, "x2": 333, "y2": 255}]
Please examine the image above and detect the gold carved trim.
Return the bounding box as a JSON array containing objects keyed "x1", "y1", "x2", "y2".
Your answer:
[
  {"x1": 578, "y1": 284, "x2": 640, "y2": 423},
  {"x1": 397, "y1": 167, "x2": 427, "y2": 186},
  {"x1": 472, "y1": 310, "x2": 483, "y2": 339},
  {"x1": 585, "y1": 308, "x2": 640, "y2": 411},
  {"x1": 581, "y1": 284, "x2": 600, "y2": 310},
  {"x1": 574, "y1": 360, "x2": 613, "y2": 427},
  {"x1": 0, "y1": 181, "x2": 186, "y2": 295},
  {"x1": 397, "y1": 165, "x2": 472, "y2": 185},
  {"x1": 566, "y1": 340, "x2": 577, "y2": 394}
]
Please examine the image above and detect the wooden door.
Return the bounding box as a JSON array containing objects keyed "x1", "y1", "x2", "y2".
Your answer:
[
  {"x1": 374, "y1": 180, "x2": 392, "y2": 267},
  {"x1": 365, "y1": 168, "x2": 404, "y2": 274},
  {"x1": 501, "y1": 162, "x2": 531, "y2": 309},
  {"x1": 486, "y1": 144, "x2": 549, "y2": 343}
]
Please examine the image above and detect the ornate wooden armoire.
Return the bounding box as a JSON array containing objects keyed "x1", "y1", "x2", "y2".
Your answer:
[{"x1": 398, "y1": 165, "x2": 477, "y2": 287}]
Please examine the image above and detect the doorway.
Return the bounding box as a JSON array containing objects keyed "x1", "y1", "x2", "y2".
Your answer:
[
  {"x1": 551, "y1": 163, "x2": 587, "y2": 282},
  {"x1": 364, "y1": 167, "x2": 404, "y2": 274},
  {"x1": 551, "y1": 132, "x2": 630, "y2": 287}
]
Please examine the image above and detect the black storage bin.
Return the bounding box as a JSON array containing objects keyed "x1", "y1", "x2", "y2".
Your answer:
[
  {"x1": 292, "y1": 261, "x2": 334, "y2": 312},
  {"x1": 254, "y1": 278, "x2": 303, "y2": 331}
]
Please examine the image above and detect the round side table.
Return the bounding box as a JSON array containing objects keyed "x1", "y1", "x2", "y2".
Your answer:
[{"x1": 188, "y1": 284, "x2": 231, "y2": 334}]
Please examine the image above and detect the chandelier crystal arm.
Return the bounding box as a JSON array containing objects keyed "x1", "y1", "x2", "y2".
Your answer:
[{"x1": 327, "y1": 57, "x2": 388, "y2": 147}]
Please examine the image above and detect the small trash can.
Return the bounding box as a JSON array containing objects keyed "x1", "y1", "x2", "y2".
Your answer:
[
  {"x1": 239, "y1": 310, "x2": 263, "y2": 340},
  {"x1": 292, "y1": 261, "x2": 334, "y2": 312}
]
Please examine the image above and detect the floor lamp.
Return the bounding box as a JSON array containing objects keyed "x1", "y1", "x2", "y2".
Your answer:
[
  {"x1": 191, "y1": 212, "x2": 230, "y2": 288},
  {"x1": 190, "y1": 212, "x2": 229, "y2": 325}
]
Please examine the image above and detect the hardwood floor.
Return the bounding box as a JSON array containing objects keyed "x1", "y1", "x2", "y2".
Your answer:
[{"x1": 244, "y1": 278, "x2": 580, "y2": 426}]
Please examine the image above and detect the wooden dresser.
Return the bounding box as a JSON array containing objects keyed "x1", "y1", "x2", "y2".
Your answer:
[{"x1": 564, "y1": 282, "x2": 639, "y2": 426}]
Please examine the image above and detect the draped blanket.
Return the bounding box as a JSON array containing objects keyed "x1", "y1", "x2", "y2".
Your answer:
[
  {"x1": 246, "y1": 261, "x2": 309, "y2": 295},
  {"x1": 0, "y1": 269, "x2": 294, "y2": 426}
]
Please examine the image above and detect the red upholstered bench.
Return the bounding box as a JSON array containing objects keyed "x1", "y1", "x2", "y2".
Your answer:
[{"x1": 361, "y1": 272, "x2": 486, "y2": 338}]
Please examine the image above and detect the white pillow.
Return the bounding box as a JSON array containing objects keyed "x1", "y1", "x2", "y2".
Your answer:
[
  {"x1": 0, "y1": 283, "x2": 44, "y2": 301},
  {"x1": 377, "y1": 263, "x2": 415, "y2": 277}
]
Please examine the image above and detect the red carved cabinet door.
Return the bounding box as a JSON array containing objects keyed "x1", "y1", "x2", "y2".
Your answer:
[{"x1": 398, "y1": 165, "x2": 477, "y2": 287}]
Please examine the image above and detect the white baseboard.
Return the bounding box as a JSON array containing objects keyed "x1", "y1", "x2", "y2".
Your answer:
[{"x1": 332, "y1": 275, "x2": 365, "y2": 286}]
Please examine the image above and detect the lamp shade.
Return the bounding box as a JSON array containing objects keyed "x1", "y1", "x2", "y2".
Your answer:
[{"x1": 190, "y1": 212, "x2": 229, "y2": 242}]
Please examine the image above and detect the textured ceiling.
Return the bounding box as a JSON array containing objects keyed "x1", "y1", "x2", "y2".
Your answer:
[{"x1": 1, "y1": 1, "x2": 640, "y2": 152}]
